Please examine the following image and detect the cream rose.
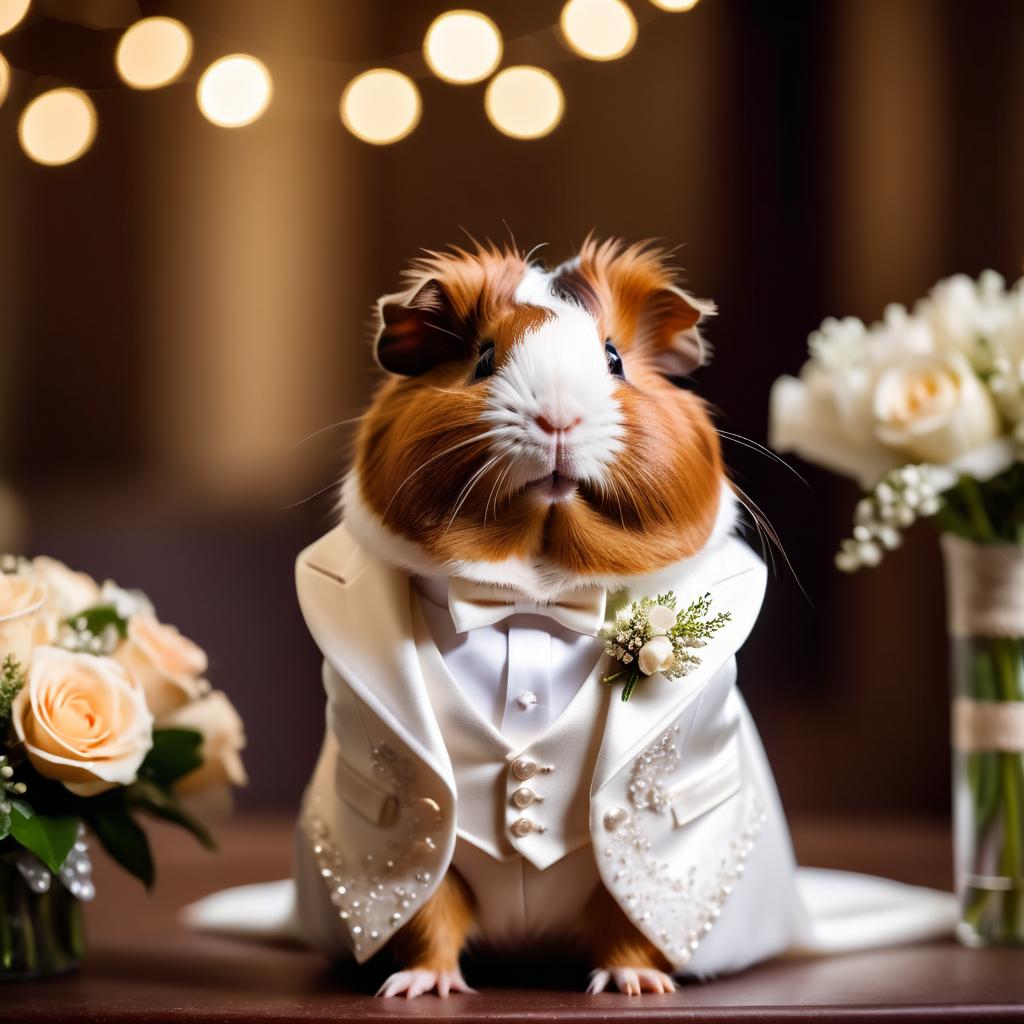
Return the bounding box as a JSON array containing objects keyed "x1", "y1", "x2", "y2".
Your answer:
[
  {"x1": 873, "y1": 354, "x2": 1000, "y2": 464},
  {"x1": 114, "y1": 613, "x2": 208, "y2": 720},
  {"x1": 12, "y1": 646, "x2": 153, "y2": 797},
  {"x1": 647, "y1": 604, "x2": 676, "y2": 635},
  {"x1": 638, "y1": 635, "x2": 675, "y2": 676},
  {"x1": 0, "y1": 574, "x2": 47, "y2": 667},
  {"x1": 30, "y1": 557, "x2": 101, "y2": 646},
  {"x1": 160, "y1": 690, "x2": 247, "y2": 796}
]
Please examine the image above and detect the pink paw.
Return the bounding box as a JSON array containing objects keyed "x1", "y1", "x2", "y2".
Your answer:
[
  {"x1": 587, "y1": 966, "x2": 677, "y2": 995},
  {"x1": 376, "y1": 967, "x2": 476, "y2": 999}
]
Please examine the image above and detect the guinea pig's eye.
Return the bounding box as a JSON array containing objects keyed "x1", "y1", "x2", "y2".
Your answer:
[
  {"x1": 605, "y1": 341, "x2": 625, "y2": 379},
  {"x1": 473, "y1": 341, "x2": 496, "y2": 381}
]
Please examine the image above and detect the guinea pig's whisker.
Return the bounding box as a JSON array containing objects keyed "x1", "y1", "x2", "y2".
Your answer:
[
  {"x1": 732, "y1": 485, "x2": 808, "y2": 601},
  {"x1": 484, "y1": 461, "x2": 510, "y2": 525},
  {"x1": 446, "y1": 455, "x2": 501, "y2": 534},
  {"x1": 288, "y1": 414, "x2": 366, "y2": 453},
  {"x1": 280, "y1": 475, "x2": 345, "y2": 511},
  {"x1": 718, "y1": 431, "x2": 808, "y2": 487},
  {"x1": 382, "y1": 429, "x2": 504, "y2": 519}
]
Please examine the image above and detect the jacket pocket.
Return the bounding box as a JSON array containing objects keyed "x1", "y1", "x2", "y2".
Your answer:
[
  {"x1": 667, "y1": 736, "x2": 741, "y2": 828},
  {"x1": 335, "y1": 755, "x2": 400, "y2": 828}
]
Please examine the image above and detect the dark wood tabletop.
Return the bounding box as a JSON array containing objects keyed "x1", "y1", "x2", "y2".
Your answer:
[{"x1": 3, "y1": 814, "x2": 1021, "y2": 1023}]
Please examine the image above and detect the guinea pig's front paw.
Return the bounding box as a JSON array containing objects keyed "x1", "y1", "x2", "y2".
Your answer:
[
  {"x1": 376, "y1": 967, "x2": 477, "y2": 999},
  {"x1": 587, "y1": 967, "x2": 677, "y2": 996}
]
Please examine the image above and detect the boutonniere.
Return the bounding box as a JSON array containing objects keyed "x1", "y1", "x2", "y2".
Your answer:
[{"x1": 600, "y1": 592, "x2": 732, "y2": 702}]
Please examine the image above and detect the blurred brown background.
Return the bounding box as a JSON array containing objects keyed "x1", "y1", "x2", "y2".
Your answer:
[{"x1": 2, "y1": 0, "x2": 1022, "y2": 817}]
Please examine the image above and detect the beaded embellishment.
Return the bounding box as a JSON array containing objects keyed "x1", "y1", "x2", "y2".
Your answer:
[
  {"x1": 302, "y1": 741, "x2": 445, "y2": 958},
  {"x1": 14, "y1": 825, "x2": 95, "y2": 901},
  {"x1": 607, "y1": 726, "x2": 765, "y2": 968}
]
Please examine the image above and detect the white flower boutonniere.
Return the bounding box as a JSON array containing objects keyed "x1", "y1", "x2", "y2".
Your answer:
[{"x1": 600, "y1": 592, "x2": 731, "y2": 702}]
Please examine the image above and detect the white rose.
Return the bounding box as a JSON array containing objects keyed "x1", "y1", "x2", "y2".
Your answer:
[
  {"x1": 11, "y1": 646, "x2": 153, "y2": 797},
  {"x1": 647, "y1": 604, "x2": 676, "y2": 635},
  {"x1": 873, "y1": 353, "x2": 1000, "y2": 464},
  {"x1": 0, "y1": 573, "x2": 47, "y2": 667},
  {"x1": 638, "y1": 635, "x2": 675, "y2": 676},
  {"x1": 160, "y1": 690, "x2": 247, "y2": 797},
  {"x1": 30, "y1": 557, "x2": 101, "y2": 645},
  {"x1": 114, "y1": 613, "x2": 208, "y2": 720},
  {"x1": 100, "y1": 580, "x2": 154, "y2": 621}
]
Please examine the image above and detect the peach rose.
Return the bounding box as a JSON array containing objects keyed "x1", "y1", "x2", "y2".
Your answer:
[
  {"x1": 30, "y1": 557, "x2": 101, "y2": 646},
  {"x1": 161, "y1": 690, "x2": 247, "y2": 796},
  {"x1": 12, "y1": 646, "x2": 153, "y2": 797},
  {"x1": 114, "y1": 614, "x2": 208, "y2": 720},
  {"x1": 0, "y1": 573, "x2": 47, "y2": 667}
]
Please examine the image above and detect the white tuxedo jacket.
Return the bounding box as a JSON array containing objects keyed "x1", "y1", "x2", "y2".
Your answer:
[
  {"x1": 278, "y1": 523, "x2": 955, "y2": 975},
  {"x1": 183, "y1": 524, "x2": 955, "y2": 973}
]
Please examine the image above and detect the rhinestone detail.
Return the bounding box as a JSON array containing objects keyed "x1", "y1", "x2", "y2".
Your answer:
[
  {"x1": 628, "y1": 723, "x2": 681, "y2": 814},
  {"x1": 302, "y1": 742, "x2": 444, "y2": 959}
]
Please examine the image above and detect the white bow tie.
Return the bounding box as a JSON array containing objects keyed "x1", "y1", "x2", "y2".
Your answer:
[{"x1": 447, "y1": 578, "x2": 607, "y2": 636}]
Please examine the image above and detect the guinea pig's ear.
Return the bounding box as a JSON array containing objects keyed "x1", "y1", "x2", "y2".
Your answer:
[
  {"x1": 638, "y1": 286, "x2": 715, "y2": 378},
  {"x1": 374, "y1": 279, "x2": 470, "y2": 377}
]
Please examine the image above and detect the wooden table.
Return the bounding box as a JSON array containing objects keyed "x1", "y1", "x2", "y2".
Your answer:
[{"x1": 3, "y1": 815, "x2": 1022, "y2": 1022}]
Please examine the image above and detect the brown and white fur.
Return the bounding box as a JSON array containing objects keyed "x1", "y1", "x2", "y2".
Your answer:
[{"x1": 343, "y1": 238, "x2": 735, "y2": 997}]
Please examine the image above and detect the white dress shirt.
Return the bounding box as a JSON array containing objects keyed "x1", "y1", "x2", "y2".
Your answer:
[{"x1": 413, "y1": 575, "x2": 606, "y2": 748}]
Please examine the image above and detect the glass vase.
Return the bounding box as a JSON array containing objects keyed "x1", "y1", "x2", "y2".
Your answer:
[
  {"x1": 0, "y1": 852, "x2": 86, "y2": 979},
  {"x1": 943, "y1": 535, "x2": 1024, "y2": 947}
]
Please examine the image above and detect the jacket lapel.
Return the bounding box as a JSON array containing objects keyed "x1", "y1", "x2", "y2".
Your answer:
[
  {"x1": 296, "y1": 524, "x2": 455, "y2": 795},
  {"x1": 590, "y1": 536, "x2": 767, "y2": 797}
]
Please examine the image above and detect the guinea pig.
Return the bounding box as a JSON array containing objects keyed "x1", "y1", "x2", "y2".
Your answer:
[{"x1": 292, "y1": 237, "x2": 793, "y2": 998}]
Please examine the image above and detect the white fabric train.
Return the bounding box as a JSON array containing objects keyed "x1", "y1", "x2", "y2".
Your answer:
[{"x1": 185, "y1": 523, "x2": 956, "y2": 974}]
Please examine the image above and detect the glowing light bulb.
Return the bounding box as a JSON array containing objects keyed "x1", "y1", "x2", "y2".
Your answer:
[
  {"x1": 197, "y1": 54, "x2": 272, "y2": 128},
  {"x1": 19, "y1": 87, "x2": 97, "y2": 166},
  {"x1": 649, "y1": 0, "x2": 700, "y2": 10},
  {"x1": 560, "y1": 0, "x2": 637, "y2": 61},
  {"x1": 484, "y1": 66, "x2": 563, "y2": 140},
  {"x1": 0, "y1": 0, "x2": 30, "y2": 36},
  {"x1": 424, "y1": 9, "x2": 502, "y2": 84},
  {"x1": 116, "y1": 17, "x2": 192, "y2": 89},
  {"x1": 0, "y1": 53, "x2": 9, "y2": 107},
  {"x1": 340, "y1": 69, "x2": 421, "y2": 145}
]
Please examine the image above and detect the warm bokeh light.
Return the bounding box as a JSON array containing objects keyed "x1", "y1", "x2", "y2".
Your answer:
[
  {"x1": 340, "y1": 69, "x2": 421, "y2": 145},
  {"x1": 18, "y1": 87, "x2": 97, "y2": 165},
  {"x1": 0, "y1": 0, "x2": 29, "y2": 36},
  {"x1": 424, "y1": 9, "x2": 502, "y2": 84},
  {"x1": 197, "y1": 54, "x2": 272, "y2": 128},
  {"x1": 560, "y1": 0, "x2": 637, "y2": 61},
  {"x1": 484, "y1": 65, "x2": 564, "y2": 140},
  {"x1": 0, "y1": 53, "x2": 9, "y2": 108},
  {"x1": 649, "y1": 0, "x2": 700, "y2": 10},
  {"x1": 116, "y1": 17, "x2": 192, "y2": 89}
]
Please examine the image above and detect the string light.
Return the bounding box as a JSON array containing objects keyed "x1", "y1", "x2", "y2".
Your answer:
[
  {"x1": 197, "y1": 54, "x2": 272, "y2": 128},
  {"x1": 0, "y1": 0, "x2": 29, "y2": 36},
  {"x1": 116, "y1": 17, "x2": 192, "y2": 90},
  {"x1": 649, "y1": 0, "x2": 700, "y2": 9},
  {"x1": 19, "y1": 87, "x2": 96, "y2": 165},
  {"x1": 341, "y1": 69, "x2": 421, "y2": 145},
  {"x1": 424, "y1": 10, "x2": 502, "y2": 85},
  {"x1": 0, "y1": 53, "x2": 8, "y2": 107},
  {"x1": 560, "y1": 0, "x2": 637, "y2": 61},
  {"x1": 484, "y1": 65, "x2": 563, "y2": 140}
]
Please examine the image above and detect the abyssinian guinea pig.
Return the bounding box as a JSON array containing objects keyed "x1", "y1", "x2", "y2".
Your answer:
[
  {"x1": 326, "y1": 237, "x2": 736, "y2": 998},
  {"x1": 342, "y1": 236, "x2": 726, "y2": 602}
]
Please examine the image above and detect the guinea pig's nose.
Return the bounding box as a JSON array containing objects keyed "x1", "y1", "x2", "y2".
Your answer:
[{"x1": 536, "y1": 414, "x2": 582, "y2": 435}]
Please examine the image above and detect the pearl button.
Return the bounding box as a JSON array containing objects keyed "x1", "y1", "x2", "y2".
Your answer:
[
  {"x1": 511, "y1": 757, "x2": 538, "y2": 781},
  {"x1": 512, "y1": 787, "x2": 536, "y2": 808},
  {"x1": 603, "y1": 807, "x2": 629, "y2": 831},
  {"x1": 515, "y1": 691, "x2": 538, "y2": 710},
  {"x1": 511, "y1": 817, "x2": 535, "y2": 837}
]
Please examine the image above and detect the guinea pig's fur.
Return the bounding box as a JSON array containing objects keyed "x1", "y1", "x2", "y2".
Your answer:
[{"x1": 342, "y1": 237, "x2": 733, "y2": 601}]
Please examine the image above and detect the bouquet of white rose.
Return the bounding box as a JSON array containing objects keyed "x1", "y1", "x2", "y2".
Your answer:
[
  {"x1": 0, "y1": 554, "x2": 246, "y2": 977},
  {"x1": 769, "y1": 271, "x2": 1024, "y2": 947}
]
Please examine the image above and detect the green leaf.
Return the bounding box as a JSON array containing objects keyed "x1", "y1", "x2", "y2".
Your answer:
[
  {"x1": 88, "y1": 800, "x2": 154, "y2": 888},
  {"x1": 126, "y1": 780, "x2": 216, "y2": 850},
  {"x1": 0, "y1": 807, "x2": 10, "y2": 841},
  {"x1": 8, "y1": 800, "x2": 79, "y2": 873},
  {"x1": 66, "y1": 604, "x2": 129, "y2": 640},
  {"x1": 140, "y1": 728, "x2": 204, "y2": 787}
]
